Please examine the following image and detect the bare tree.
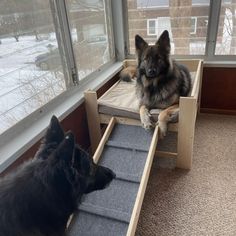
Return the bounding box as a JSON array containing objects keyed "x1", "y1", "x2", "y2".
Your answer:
[{"x1": 169, "y1": 0, "x2": 192, "y2": 54}]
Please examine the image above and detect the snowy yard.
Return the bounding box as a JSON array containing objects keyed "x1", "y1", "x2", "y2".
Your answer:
[{"x1": 0, "y1": 35, "x2": 65, "y2": 134}]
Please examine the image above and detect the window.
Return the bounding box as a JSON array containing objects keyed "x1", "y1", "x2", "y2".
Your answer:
[
  {"x1": 147, "y1": 19, "x2": 157, "y2": 35},
  {"x1": 67, "y1": 0, "x2": 115, "y2": 80},
  {"x1": 127, "y1": 0, "x2": 210, "y2": 55},
  {"x1": 0, "y1": 0, "x2": 67, "y2": 135},
  {"x1": 0, "y1": 0, "x2": 114, "y2": 135},
  {"x1": 215, "y1": 0, "x2": 236, "y2": 55},
  {"x1": 190, "y1": 17, "x2": 198, "y2": 34}
]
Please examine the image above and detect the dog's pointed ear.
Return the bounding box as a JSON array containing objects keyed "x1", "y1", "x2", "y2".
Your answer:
[
  {"x1": 156, "y1": 30, "x2": 170, "y2": 55},
  {"x1": 35, "y1": 115, "x2": 65, "y2": 159},
  {"x1": 135, "y1": 35, "x2": 148, "y2": 64},
  {"x1": 53, "y1": 131, "x2": 75, "y2": 164},
  {"x1": 135, "y1": 35, "x2": 148, "y2": 51},
  {"x1": 45, "y1": 115, "x2": 64, "y2": 144}
]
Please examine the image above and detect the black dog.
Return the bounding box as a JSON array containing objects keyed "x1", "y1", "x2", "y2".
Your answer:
[{"x1": 0, "y1": 116, "x2": 115, "y2": 236}]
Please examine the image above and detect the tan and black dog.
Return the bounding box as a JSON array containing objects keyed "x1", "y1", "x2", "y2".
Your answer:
[{"x1": 121, "y1": 30, "x2": 191, "y2": 138}]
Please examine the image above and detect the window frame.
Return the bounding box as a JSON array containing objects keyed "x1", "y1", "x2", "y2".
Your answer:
[
  {"x1": 125, "y1": 0, "x2": 236, "y2": 62},
  {"x1": 0, "y1": 0, "x2": 115, "y2": 135},
  {"x1": 147, "y1": 19, "x2": 157, "y2": 36},
  {"x1": 190, "y1": 17, "x2": 198, "y2": 35},
  {"x1": 0, "y1": 0, "x2": 119, "y2": 172}
]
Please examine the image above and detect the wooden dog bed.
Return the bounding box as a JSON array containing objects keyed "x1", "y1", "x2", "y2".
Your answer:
[
  {"x1": 85, "y1": 59, "x2": 203, "y2": 170},
  {"x1": 68, "y1": 118, "x2": 158, "y2": 236},
  {"x1": 68, "y1": 59, "x2": 203, "y2": 235}
]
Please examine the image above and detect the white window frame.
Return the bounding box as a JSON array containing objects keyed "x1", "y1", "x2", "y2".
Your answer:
[
  {"x1": 147, "y1": 19, "x2": 157, "y2": 35},
  {"x1": 190, "y1": 17, "x2": 198, "y2": 35},
  {"x1": 126, "y1": 0, "x2": 236, "y2": 62},
  {"x1": 0, "y1": 0, "x2": 119, "y2": 173}
]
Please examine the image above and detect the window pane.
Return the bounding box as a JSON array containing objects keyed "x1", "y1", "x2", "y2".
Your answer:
[
  {"x1": 0, "y1": 0, "x2": 67, "y2": 135},
  {"x1": 215, "y1": 0, "x2": 236, "y2": 55},
  {"x1": 147, "y1": 19, "x2": 156, "y2": 35},
  {"x1": 67, "y1": 0, "x2": 115, "y2": 80},
  {"x1": 127, "y1": 0, "x2": 210, "y2": 55}
]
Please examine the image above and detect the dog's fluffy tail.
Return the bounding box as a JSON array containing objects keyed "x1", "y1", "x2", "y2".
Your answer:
[{"x1": 119, "y1": 65, "x2": 137, "y2": 82}]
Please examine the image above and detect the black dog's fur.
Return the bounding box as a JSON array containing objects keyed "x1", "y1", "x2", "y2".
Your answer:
[{"x1": 0, "y1": 116, "x2": 115, "y2": 236}]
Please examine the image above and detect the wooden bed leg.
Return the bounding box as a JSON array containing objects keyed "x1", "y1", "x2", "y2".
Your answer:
[
  {"x1": 176, "y1": 97, "x2": 197, "y2": 169},
  {"x1": 84, "y1": 90, "x2": 102, "y2": 154}
]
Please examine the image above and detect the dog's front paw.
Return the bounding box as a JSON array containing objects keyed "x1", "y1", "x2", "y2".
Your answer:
[
  {"x1": 157, "y1": 121, "x2": 167, "y2": 139},
  {"x1": 140, "y1": 110, "x2": 153, "y2": 130}
]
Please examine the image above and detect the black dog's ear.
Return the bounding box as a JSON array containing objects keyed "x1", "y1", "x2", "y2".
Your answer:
[
  {"x1": 155, "y1": 30, "x2": 170, "y2": 55},
  {"x1": 52, "y1": 131, "x2": 75, "y2": 164},
  {"x1": 35, "y1": 115, "x2": 65, "y2": 159},
  {"x1": 45, "y1": 115, "x2": 64, "y2": 145}
]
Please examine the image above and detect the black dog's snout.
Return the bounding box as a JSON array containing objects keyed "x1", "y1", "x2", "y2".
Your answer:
[
  {"x1": 109, "y1": 170, "x2": 116, "y2": 179},
  {"x1": 105, "y1": 167, "x2": 116, "y2": 180}
]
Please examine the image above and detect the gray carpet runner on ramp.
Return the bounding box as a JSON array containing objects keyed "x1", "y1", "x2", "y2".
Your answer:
[{"x1": 68, "y1": 124, "x2": 154, "y2": 236}]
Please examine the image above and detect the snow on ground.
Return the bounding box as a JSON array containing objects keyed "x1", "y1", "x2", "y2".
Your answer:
[
  {"x1": 0, "y1": 33, "x2": 100, "y2": 134},
  {"x1": 0, "y1": 35, "x2": 65, "y2": 134}
]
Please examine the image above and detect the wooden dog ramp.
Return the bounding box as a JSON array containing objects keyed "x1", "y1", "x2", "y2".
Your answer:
[{"x1": 68, "y1": 117, "x2": 158, "y2": 236}]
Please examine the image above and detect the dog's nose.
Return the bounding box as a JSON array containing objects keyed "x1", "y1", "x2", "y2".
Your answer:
[
  {"x1": 148, "y1": 68, "x2": 156, "y2": 76},
  {"x1": 108, "y1": 170, "x2": 116, "y2": 179}
]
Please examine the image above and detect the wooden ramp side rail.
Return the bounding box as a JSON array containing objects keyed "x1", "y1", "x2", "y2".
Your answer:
[{"x1": 126, "y1": 125, "x2": 159, "y2": 236}]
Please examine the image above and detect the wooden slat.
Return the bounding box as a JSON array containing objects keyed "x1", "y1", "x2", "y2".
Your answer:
[
  {"x1": 126, "y1": 125, "x2": 159, "y2": 236},
  {"x1": 123, "y1": 59, "x2": 201, "y2": 72},
  {"x1": 100, "y1": 114, "x2": 141, "y2": 126},
  {"x1": 100, "y1": 114, "x2": 179, "y2": 132},
  {"x1": 84, "y1": 90, "x2": 102, "y2": 154},
  {"x1": 176, "y1": 97, "x2": 197, "y2": 169},
  {"x1": 93, "y1": 117, "x2": 116, "y2": 164},
  {"x1": 191, "y1": 60, "x2": 203, "y2": 98}
]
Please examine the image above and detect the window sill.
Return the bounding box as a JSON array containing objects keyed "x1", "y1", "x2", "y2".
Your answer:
[{"x1": 0, "y1": 62, "x2": 123, "y2": 173}]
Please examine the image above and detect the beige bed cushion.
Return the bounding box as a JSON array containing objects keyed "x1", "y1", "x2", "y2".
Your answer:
[{"x1": 98, "y1": 72, "x2": 196, "y2": 122}]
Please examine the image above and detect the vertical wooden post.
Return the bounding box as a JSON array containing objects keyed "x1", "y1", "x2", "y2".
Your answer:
[
  {"x1": 84, "y1": 90, "x2": 102, "y2": 154},
  {"x1": 197, "y1": 60, "x2": 204, "y2": 113},
  {"x1": 176, "y1": 97, "x2": 197, "y2": 169}
]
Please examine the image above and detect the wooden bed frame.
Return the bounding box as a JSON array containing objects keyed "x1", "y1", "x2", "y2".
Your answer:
[{"x1": 84, "y1": 59, "x2": 203, "y2": 170}]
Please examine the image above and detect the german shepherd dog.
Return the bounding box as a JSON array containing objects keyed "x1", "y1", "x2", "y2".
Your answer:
[
  {"x1": 121, "y1": 30, "x2": 191, "y2": 138},
  {"x1": 0, "y1": 116, "x2": 115, "y2": 236}
]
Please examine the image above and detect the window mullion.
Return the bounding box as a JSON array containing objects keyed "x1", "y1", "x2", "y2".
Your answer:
[
  {"x1": 111, "y1": 0, "x2": 127, "y2": 60},
  {"x1": 205, "y1": 0, "x2": 222, "y2": 59},
  {"x1": 50, "y1": 0, "x2": 78, "y2": 87}
]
